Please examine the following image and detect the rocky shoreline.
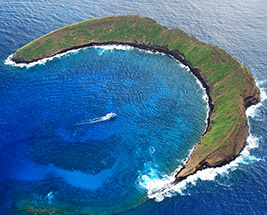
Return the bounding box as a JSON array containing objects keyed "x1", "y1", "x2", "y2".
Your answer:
[{"x1": 11, "y1": 15, "x2": 260, "y2": 181}]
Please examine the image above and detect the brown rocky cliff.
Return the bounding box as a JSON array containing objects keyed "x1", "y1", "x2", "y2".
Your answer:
[{"x1": 176, "y1": 67, "x2": 260, "y2": 181}]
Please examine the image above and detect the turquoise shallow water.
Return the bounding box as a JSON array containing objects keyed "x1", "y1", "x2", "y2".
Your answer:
[
  {"x1": 1, "y1": 46, "x2": 207, "y2": 214},
  {"x1": 0, "y1": 0, "x2": 267, "y2": 214}
]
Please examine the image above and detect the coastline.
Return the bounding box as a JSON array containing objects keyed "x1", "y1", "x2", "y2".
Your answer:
[
  {"x1": 9, "y1": 40, "x2": 215, "y2": 131},
  {"x1": 10, "y1": 15, "x2": 260, "y2": 181}
]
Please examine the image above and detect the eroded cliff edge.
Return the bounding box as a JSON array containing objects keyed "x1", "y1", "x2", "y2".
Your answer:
[{"x1": 11, "y1": 15, "x2": 260, "y2": 181}]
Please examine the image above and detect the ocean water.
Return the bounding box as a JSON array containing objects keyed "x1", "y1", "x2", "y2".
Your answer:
[{"x1": 0, "y1": 0, "x2": 266, "y2": 215}]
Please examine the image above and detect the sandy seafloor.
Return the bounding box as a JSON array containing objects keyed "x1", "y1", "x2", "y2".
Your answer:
[{"x1": 0, "y1": 0, "x2": 267, "y2": 214}]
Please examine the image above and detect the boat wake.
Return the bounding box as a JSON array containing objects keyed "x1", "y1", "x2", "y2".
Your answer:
[
  {"x1": 5, "y1": 43, "x2": 265, "y2": 203},
  {"x1": 138, "y1": 84, "x2": 266, "y2": 202},
  {"x1": 76, "y1": 113, "x2": 117, "y2": 125}
]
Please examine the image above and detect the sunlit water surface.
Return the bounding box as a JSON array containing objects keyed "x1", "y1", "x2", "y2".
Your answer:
[
  {"x1": 0, "y1": 0, "x2": 266, "y2": 215},
  {"x1": 1, "y1": 45, "x2": 207, "y2": 214}
]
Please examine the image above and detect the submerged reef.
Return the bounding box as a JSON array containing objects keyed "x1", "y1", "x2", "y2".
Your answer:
[{"x1": 12, "y1": 15, "x2": 260, "y2": 181}]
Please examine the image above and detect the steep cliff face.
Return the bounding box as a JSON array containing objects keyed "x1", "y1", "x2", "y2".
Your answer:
[
  {"x1": 176, "y1": 68, "x2": 260, "y2": 181},
  {"x1": 12, "y1": 15, "x2": 260, "y2": 181}
]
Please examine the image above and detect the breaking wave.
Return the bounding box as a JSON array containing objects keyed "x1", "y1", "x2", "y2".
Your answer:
[
  {"x1": 4, "y1": 45, "x2": 140, "y2": 68},
  {"x1": 5, "y1": 44, "x2": 175, "y2": 68},
  {"x1": 4, "y1": 45, "x2": 135, "y2": 68},
  {"x1": 138, "y1": 84, "x2": 266, "y2": 202},
  {"x1": 5, "y1": 43, "x2": 265, "y2": 203},
  {"x1": 246, "y1": 85, "x2": 267, "y2": 120},
  {"x1": 4, "y1": 49, "x2": 82, "y2": 68}
]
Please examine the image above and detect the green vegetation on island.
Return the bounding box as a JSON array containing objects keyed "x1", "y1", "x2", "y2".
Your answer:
[{"x1": 12, "y1": 15, "x2": 260, "y2": 180}]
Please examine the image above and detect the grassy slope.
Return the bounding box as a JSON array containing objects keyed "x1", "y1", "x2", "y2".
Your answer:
[{"x1": 13, "y1": 15, "x2": 259, "y2": 179}]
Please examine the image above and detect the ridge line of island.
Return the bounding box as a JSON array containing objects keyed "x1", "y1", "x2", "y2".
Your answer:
[{"x1": 11, "y1": 14, "x2": 260, "y2": 182}]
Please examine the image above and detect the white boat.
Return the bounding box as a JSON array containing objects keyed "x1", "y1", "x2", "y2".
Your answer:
[
  {"x1": 76, "y1": 112, "x2": 116, "y2": 125},
  {"x1": 102, "y1": 112, "x2": 117, "y2": 120}
]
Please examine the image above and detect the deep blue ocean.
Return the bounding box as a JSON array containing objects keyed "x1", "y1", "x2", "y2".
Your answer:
[{"x1": 0, "y1": 0, "x2": 266, "y2": 215}]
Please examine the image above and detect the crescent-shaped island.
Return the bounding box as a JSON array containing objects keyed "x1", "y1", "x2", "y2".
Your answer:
[{"x1": 12, "y1": 15, "x2": 260, "y2": 181}]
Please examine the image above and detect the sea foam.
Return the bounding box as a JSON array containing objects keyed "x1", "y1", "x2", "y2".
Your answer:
[
  {"x1": 4, "y1": 49, "x2": 82, "y2": 68},
  {"x1": 246, "y1": 85, "x2": 267, "y2": 120},
  {"x1": 5, "y1": 44, "x2": 264, "y2": 202},
  {"x1": 94, "y1": 44, "x2": 134, "y2": 51},
  {"x1": 138, "y1": 134, "x2": 261, "y2": 202},
  {"x1": 4, "y1": 45, "x2": 135, "y2": 68},
  {"x1": 4, "y1": 44, "x2": 169, "y2": 68},
  {"x1": 138, "y1": 83, "x2": 265, "y2": 202}
]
